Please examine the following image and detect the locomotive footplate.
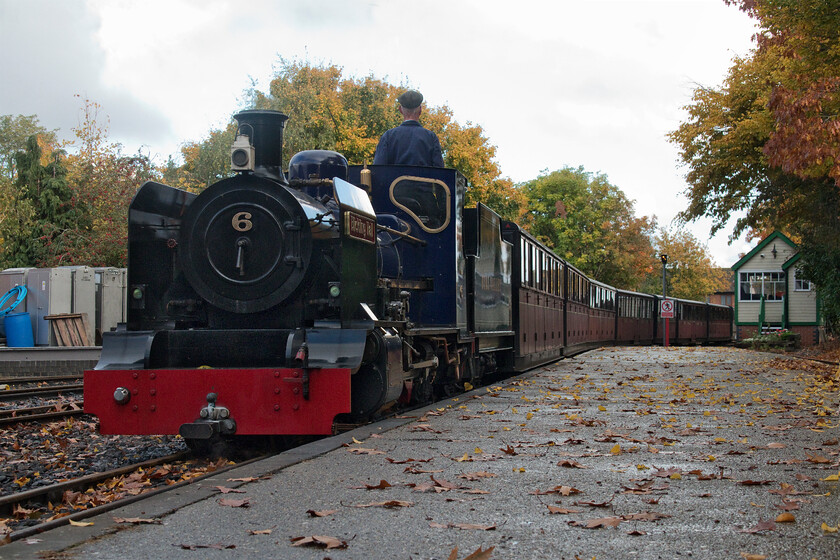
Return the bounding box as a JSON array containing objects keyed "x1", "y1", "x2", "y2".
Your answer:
[{"x1": 83, "y1": 367, "x2": 351, "y2": 436}]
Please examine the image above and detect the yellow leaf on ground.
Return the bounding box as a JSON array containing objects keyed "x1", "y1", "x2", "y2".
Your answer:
[
  {"x1": 68, "y1": 519, "x2": 94, "y2": 527},
  {"x1": 610, "y1": 444, "x2": 622, "y2": 455}
]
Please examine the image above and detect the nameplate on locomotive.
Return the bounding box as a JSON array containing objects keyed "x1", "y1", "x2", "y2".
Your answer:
[{"x1": 344, "y1": 211, "x2": 376, "y2": 245}]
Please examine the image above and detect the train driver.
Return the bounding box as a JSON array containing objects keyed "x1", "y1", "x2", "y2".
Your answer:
[{"x1": 373, "y1": 89, "x2": 444, "y2": 167}]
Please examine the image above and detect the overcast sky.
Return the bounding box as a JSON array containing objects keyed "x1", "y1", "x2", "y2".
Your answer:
[{"x1": 1, "y1": 0, "x2": 758, "y2": 266}]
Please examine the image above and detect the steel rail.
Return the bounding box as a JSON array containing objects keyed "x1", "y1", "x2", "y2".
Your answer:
[
  {"x1": 0, "y1": 383, "x2": 84, "y2": 402},
  {"x1": 0, "y1": 403, "x2": 85, "y2": 426},
  {"x1": 3, "y1": 452, "x2": 270, "y2": 543}
]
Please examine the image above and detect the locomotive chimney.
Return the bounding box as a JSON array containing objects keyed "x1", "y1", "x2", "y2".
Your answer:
[{"x1": 233, "y1": 109, "x2": 289, "y2": 184}]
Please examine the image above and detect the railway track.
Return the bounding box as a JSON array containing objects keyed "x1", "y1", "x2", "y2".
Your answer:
[
  {"x1": 0, "y1": 383, "x2": 83, "y2": 402},
  {"x1": 0, "y1": 401, "x2": 85, "y2": 426},
  {"x1": 1, "y1": 451, "x2": 270, "y2": 543}
]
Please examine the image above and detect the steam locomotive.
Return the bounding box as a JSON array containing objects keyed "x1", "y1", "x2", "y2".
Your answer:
[{"x1": 83, "y1": 109, "x2": 731, "y2": 449}]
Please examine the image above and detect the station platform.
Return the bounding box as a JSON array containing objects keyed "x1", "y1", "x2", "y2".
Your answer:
[
  {"x1": 0, "y1": 346, "x2": 100, "y2": 378},
  {"x1": 2, "y1": 346, "x2": 838, "y2": 559}
]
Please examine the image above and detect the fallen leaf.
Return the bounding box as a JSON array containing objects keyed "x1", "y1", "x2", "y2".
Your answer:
[
  {"x1": 290, "y1": 535, "x2": 348, "y2": 549},
  {"x1": 361, "y1": 480, "x2": 392, "y2": 490},
  {"x1": 557, "y1": 459, "x2": 588, "y2": 469},
  {"x1": 621, "y1": 512, "x2": 670, "y2": 521},
  {"x1": 452, "y1": 523, "x2": 496, "y2": 531},
  {"x1": 214, "y1": 486, "x2": 245, "y2": 494},
  {"x1": 386, "y1": 457, "x2": 433, "y2": 464},
  {"x1": 68, "y1": 519, "x2": 94, "y2": 527},
  {"x1": 570, "y1": 516, "x2": 624, "y2": 529},
  {"x1": 351, "y1": 500, "x2": 413, "y2": 508},
  {"x1": 218, "y1": 498, "x2": 251, "y2": 508},
  {"x1": 404, "y1": 466, "x2": 444, "y2": 474},
  {"x1": 821, "y1": 522, "x2": 838, "y2": 533},
  {"x1": 740, "y1": 554, "x2": 767, "y2": 560},
  {"x1": 574, "y1": 498, "x2": 614, "y2": 508},
  {"x1": 530, "y1": 485, "x2": 582, "y2": 496},
  {"x1": 112, "y1": 517, "x2": 160, "y2": 524},
  {"x1": 458, "y1": 471, "x2": 498, "y2": 481},
  {"x1": 737, "y1": 520, "x2": 776, "y2": 533},
  {"x1": 348, "y1": 448, "x2": 386, "y2": 455},
  {"x1": 460, "y1": 545, "x2": 496, "y2": 560},
  {"x1": 247, "y1": 528, "x2": 274, "y2": 535},
  {"x1": 547, "y1": 505, "x2": 582, "y2": 514},
  {"x1": 178, "y1": 543, "x2": 236, "y2": 550},
  {"x1": 306, "y1": 509, "x2": 337, "y2": 518},
  {"x1": 775, "y1": 513, "x2": 795, "y2": 523}
]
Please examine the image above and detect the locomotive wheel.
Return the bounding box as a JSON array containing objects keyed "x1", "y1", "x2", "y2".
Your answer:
[{"x1": 179, "y1": 174, "x2": 314, "y2": 313}]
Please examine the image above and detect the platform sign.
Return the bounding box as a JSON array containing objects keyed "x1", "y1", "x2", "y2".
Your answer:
[{"x1": 660, "y1": 299, "x2": 675, "y2": 319}]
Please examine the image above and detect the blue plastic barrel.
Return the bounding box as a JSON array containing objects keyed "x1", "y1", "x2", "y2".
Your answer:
[
  {"x1": 0, "y1": 285, "x2": 27, "y2": 338},
  {"x1": 4, "y1": 312, "x2": 34, "y2": 347}
]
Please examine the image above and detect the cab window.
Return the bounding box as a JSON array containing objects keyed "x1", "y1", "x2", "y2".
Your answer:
[{"x1": 390, "y1": 176, "x2": 451, "y2": 233}]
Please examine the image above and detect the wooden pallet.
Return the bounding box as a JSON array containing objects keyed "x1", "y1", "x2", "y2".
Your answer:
[{"x1": 45, "y1": 313, "x2": 91, "y2": 347}]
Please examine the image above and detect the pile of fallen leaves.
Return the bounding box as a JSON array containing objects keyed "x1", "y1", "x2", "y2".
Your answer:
[
  {"x1": 0, "y1": 416, "x2": 187, "y2": 496},
  {"x1": 793, "y1": 337, "x2": 840, "y2": 363},
  {"x1": 0, "y1": 415, "x2": 224, "y2": 538},
  {"x1": 3, "y1": 456, "x2": 232, "y2": 536}
]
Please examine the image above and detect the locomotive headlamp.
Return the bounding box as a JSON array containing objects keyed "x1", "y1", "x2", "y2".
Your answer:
[
  {"x1": 329, "y1": 284, "x2": 341, "y2": 298},
  {"x1": 230, "y1": 134, "x2": 255, "y2": 172}
]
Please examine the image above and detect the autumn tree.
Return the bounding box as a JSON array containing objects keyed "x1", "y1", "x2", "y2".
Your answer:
[
  {"x1": 170, "y1": 59, "x2": 524, "y2": 219},
  {"x1": 161, "y1": 124, "x2": 236, "y2": 193},
  {"x1": 64, "y1": 98, "x2": 159, "y2": 266},
  {"x1": 520, "y1": 167, "x2": 656, "y2": 290},
  {"x1": 639, "y1": 228, "x2": 731, "y2": 302},
  {"x1": 671, "y1": 0, "x2": 840, "y2": 329}
]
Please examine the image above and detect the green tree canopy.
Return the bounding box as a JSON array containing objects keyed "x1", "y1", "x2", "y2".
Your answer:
[
  {"x1": 0, "y1": 114, "x2": 56, "y2": 181},
  {"x1": 520, "y1": 167, "x2": 657, "y2": 290},
  {"x1": 0, "y1": 135, "x2": 92, "y2": 267}
]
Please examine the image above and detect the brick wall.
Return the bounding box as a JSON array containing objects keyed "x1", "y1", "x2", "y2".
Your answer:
[{"x1": 736, "y1": 325, "x2": 820, "y2": 347}]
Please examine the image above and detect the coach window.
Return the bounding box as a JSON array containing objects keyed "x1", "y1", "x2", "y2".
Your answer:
[
  {"x1": 530, "y1": 244, "x2": 535, "y2": 288},
  {"x1": 390, "y1": 176, "x2": 450, "y2": 233}
]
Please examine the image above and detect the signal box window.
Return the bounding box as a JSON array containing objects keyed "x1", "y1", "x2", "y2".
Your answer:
[
  {"x1": 739, "y1": 271, "x2": 785, "y2": 301},
  {"x1": 794, "y1": 269, "x2": 813, "y2": 292}
]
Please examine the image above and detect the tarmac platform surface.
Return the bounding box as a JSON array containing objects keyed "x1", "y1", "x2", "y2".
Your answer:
[{"x1": 2, "y1": 346, "x2": 839, "y2": 559}]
